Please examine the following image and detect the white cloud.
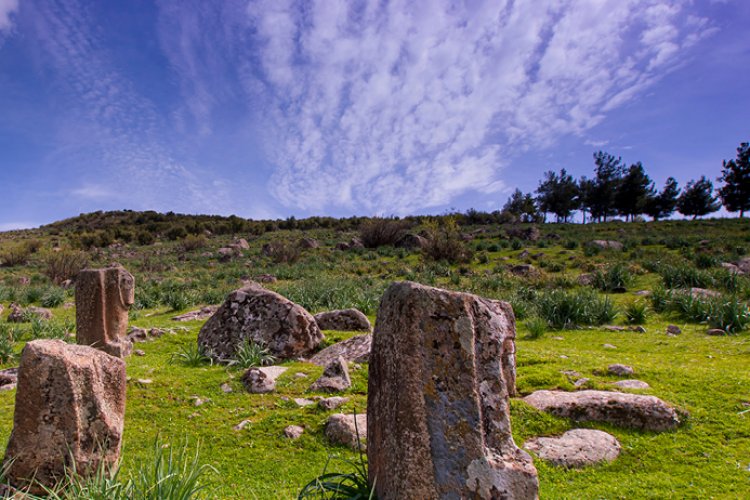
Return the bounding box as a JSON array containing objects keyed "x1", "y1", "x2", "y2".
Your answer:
[
  {"x1": 236, "y1": 0, "x2": 711, "y2": 214},
  {"x1": 0, "y1": 221, "x2": 36, "y2": 231},
  {"x1": 0, "y1": 0, "x2": 18, "y2": 33}
]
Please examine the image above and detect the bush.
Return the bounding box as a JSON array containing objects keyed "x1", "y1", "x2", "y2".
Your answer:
[
  {"x1": 262, "y1": 241, "x2": 301, "y2": 264},
  {"x1": 625, "y1": 301, "x2": 648, "y2": 324},
  {"x1": 276, "y1": 277, "x2": 384, "y2": 315},
  {"x1": 0, "y1": 335, "x2": 15, "y2": 364},
  {"x1": 136, "y1": 230, "x2": 156, "y2": 246},
  {"x1": 170, "y1": 344, "x2": 212, "y2": 367},
  {"x1": 166, "y1": 225, "x2": 188, "y2": 241},
  {"x1": 0, "y1": 244, "x2": 33, "y2": 267},
  {"x1": 525, "y1": 316, "x2": 547, "y2": 339},
  {"x1": 45, "y1": 250, "x2": 89, "y2": 284},
  {"x1": 537, "y1": 289, "x2": 618, "y2": 329},
  {"x1": 421, "y1": 218, "x2": 473, "y2": 264},
  {"x1": 592, "y1": 263, "x2": 633, "y2": 292},
  {"x1": 41, "y1": 287, "x2": 66, "y2": 308},
  {"x1": 358, "y1": 217, "x2": 410, "y2": 248}
]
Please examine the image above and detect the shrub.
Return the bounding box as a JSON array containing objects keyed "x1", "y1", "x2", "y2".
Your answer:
[
  {"x1": 0, "y1": 335, "x2": 15, "y2": 364},
  {"x1": 358, "y1": 217, "x2": 410, "y2": 248},
  {"x1": 41, "y1": 287, "x2": 66, "y2": 308},
  {"x1": 0, "y1": 244, "x2": 33, "y2": 267},
  {"x1": 23, "y1": 286, "x2": 44, "y2": 305},
  {"x1": 44, "y1": 250, "x2": 89, "y2": 284},
  {"x1": 650, "y1": 287, "x2": 672, "y2": 313},
  {"x1": 625, "y1": 301, "x2": 648, "y2": 324},
  {"x1": 708, "y1": 299, "x2": 750, "y2": 333},
  {"x1": 170, "y1": 344, "x2": 212, "y2": 367},
  {"x1": 230, "y1": 339, "x2": 276, "y2": 369},
  {"x1": 136, "y1": 230, "x2": 156, "y2": 246},
  {"x1": 421, "y1": 218, "x2": 473, "y2": 264},
  {"x1": 659, "y1": 265, "x2": 713, "y2": 289},
  {"x1": 537, "y1": 289, "x2": 618, "y2": 329},
  {"x1": 262, "y1": 241, "x2": 301, "y2": 264},
  {"x1": 592, "y1": 263, "x2": 633, "y2": 292},
  {"x1": 166, "y1": 225, "x2": 188, "y2": 241},
  {"x1": 510, "y1": 239, "x2": 523, "y2": 250},
  {"x1": 525, "y1": 316, "x2": 547, "y2": 339}
]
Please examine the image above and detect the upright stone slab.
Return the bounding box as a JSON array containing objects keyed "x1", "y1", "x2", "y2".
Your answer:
[
  {"x1": 367, "y1": 281, "x2": 537, "y2": 499},
  {"x1": 76, "y1": 265, "x2": 135, "y2": 357},
  {"x1": 2, "y1": 340, "x2": 126, "y2": 494}
]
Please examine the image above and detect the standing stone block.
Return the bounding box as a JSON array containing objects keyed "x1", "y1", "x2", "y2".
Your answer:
[
  {"x1": 76, "y1": 265, "x2": 135, "y2": 357},
  {"x1": 2, "y1": 340, "x2": 126, "y2": 494},
  {"x1": 367, "y1": 281, "x2": 538, "y2": 499}
]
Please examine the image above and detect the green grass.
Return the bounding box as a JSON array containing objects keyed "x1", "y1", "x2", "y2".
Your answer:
[{"x1": 1, "y1": 217, "x2": 750, "y2": 498}]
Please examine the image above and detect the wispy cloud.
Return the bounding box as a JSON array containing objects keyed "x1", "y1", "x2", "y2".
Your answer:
[
  {"x1": 234, "y1": 0, "x2": 712, "y2": 214},
  {"x1": 0, "y1": 0, "x2": 18, "y2": 36}
]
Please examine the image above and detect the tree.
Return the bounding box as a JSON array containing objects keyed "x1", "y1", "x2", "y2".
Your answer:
[
  {"x1": 718, "y1": 142, "x2": 750, "y2": 218},
  {"x1": 677, "y1": 176, "x2": 721, "y2": 220},
  {"x1": 536, "y1": 169, "x2": 580, "y2": 222},
  {"x1": 589, "y1": 151, "x2": 624, "y2": 222},
  {"x1": 615, "y1": 162, "x2": 654, "y2": 221},
  {"x1": 577, "y1": 176, "x2": 596, "y2": 224},
  {"x1": 645, "y1": 177, "x2": 680, "y2": 221},
  {"x1": 502, "y1": 189, "x2": 541, "y2": 223}
]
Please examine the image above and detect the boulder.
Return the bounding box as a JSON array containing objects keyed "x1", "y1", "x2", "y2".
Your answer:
[
  {"x1": 523, "y1": 390, "x2": 681, "y2": 431},
  {"x1": 368, "y1": 282, "x2": 536, "y2": 499},
  {"x1": 576, "y1": 273, "x2": 594, "y2": 286},
  {"x1": 309, "y1": 334, "x2": 372, "y2": 366},
  {"x1": 319, "y1": 396, "x2": 349, "y2": 411},
  {"x1": 314, "y1": 309, "x2": 371, "y2": 332},
  {"x1": 299, "y1": 238, "x2": 320, "y2": 249},
  {"x1": 613, "y1": 379, "x2": 650, "y2": 390},
  {"x1": 666, "y1": 325, "x2": 682, "y2": 335},
  {"x1": 395, "y1": 233, "x2": 428, "y2": 249},
  {"x1": 233, "y1": 238, "x2": 250, "y2": 250},
  {"x1": 524, "y1": 429, "x2": 620, "y2": 468},
  {"x1": 0, "y1": 367, "x2": 17, "y2": 391},
  {"x1": 509, "y1": 264, "x2": 539, "y2": 278},
  {"x1": 309, "y1": 356, "x2": 351, "y2": 392},
  {"x1": 721, "y1": 262, "x2": 741, "y2": 274},
  {"x1": 325, "y1": 413, "x2": 367, "y2": 450},
  {"x1": 687, "y1": 287, "x2": 721, "y2": 299},
  {"x1": 197, "y1": 283, "x2": 323, "y2": 362},
  {"x1": 241, "y1": 368, "x2": 275, "y2": 393},
  {"x1": 255, "y1": 274, "x2": 277, "y2": 283},
  {"x1": 507, "y1": 226, "x2": 541, "y2": 242},
  {"x1": 284, "y1": 425, "x2": 304, "y2": 439},
  {"x1": 608, "y1": 364, "x2": 634, "y2": 377},
  {"x1": 589, "y1": 240, "x2": 623, "y2": 250},
  {"x1": 737, "y1": 257, "x2": 750, "y2": 275},
  {"x1": 7, "y1": 303, "x2": 52, "y2": 323},
  {"x1": 706, "y1": 328, "x2": 727, "y2": 336},
  {"x1": 2, "y1": 340, "x2": 126, "y2": 494},
  {"x1": 76, "y1": 265, "x2": 134, "y2": 358}
]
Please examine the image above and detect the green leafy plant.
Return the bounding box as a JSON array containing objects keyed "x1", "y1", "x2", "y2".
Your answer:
[
  {"x1": 229, "y1": 339, "x2": 277, "y2": 369},
  {"x1": 41, "y1": 287, "x2": 66, "y2": 308},
  {"x1": 0, "y1": 335, "x2": 15, "y2": 364},
  {"x1": 592, "y1": 263, "x2": 632, "y2": 292},
  {"x1": 625, "y1": 301, "x2": 649, "y2": 324},
  {"x1": 525, "y1": 316, "x2": 548, "y2": 339},
  {"x1": 170, "y1": 344, "x2": 213, "y2": 367}
]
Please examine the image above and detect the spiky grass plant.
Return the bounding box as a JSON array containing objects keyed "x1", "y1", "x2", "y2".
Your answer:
[
  {"x1": 229, "y1": 339, "x2": 277, "y2": 369},
  {"x1": 170, "y1": 344, "x2": 213, "y2": 367},
  {"x1": 625, "y1": 301, "x2": 649, "y2": 325},
  {"x1": 525, "y1": 316, "x2": 548, "y2": 339}
]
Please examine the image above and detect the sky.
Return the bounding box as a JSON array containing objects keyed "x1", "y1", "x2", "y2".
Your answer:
[{"x1": 0, "y1": 0, "x2": 748, "y2": 229}]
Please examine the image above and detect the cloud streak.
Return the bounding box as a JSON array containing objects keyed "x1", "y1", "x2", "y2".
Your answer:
[
  {"x1": 238, "y1": 0, "x2": 712, "y2": 214},
  {"x1": 0, "y1": 0, "x2": 18, "y2": 37}
]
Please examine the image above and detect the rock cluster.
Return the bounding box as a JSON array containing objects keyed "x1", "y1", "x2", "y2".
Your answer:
[
  {"x1": 314, "y1": 308, "x2": 371, "y2": 332},
  {"x1": 309, "y1": 356, "x2": 351, "y2": 392}
]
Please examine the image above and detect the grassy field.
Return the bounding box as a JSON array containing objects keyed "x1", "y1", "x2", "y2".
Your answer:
[{"x1": 1, "y1": 215, "x2": 749, "y2": 498}]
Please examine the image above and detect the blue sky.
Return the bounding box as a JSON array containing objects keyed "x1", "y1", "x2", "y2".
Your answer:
[{"x1": 0, "y1": 0, "x2": 748, "y2": 229}]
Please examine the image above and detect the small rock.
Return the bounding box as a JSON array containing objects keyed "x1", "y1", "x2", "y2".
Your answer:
[
  {"x1": 319, "y1": 397, "x2": 350, "y2": 411},
  {"x1": 632, "y1": 326, "x2": 647, "y2": 333},
  {"x1": 192, "y1": 397, "x2": 210, "y2": 407},
  {"x1": 294, "y1": 372, "x2": 308, "y2": 379},
  {"x1": 608, "y1": 364, "x2": 635, "y2": 377},
  {"x1": 188, "y1": 412, "x2": 200, "y2": 419},
  {"x1": 561, "y1": 370, "x2": 582, "y2": 378},
  {"x1": 283, "y1": 425, "x2": 304, "y2": 439},
  {"x1": 136, "y1": 379, "x2": 153, "y2": 385},
  {"x1": 560, "y1": 355, "x2": 569, "y2": 359},
  {"x1": 309, "y1": 356, "x2": 351, "y2": 392},
  {"x1": 220, "y1": 383, "x2": 233, "y2": 393},
  {"x1": 171, "y1": 306, "x2": 219, "y2": 322},
  {"x1": 603, "y1": 325, "x2": 626, "y2": 332},
  {"x1": 614, "y1": 379, "x2": 650, "y2": 390},
  {"x1": 666, "y1": 325, "x2": 682, "y2": 335},
  {"x1": 134, "y1": 349, "x2": 145, "y2": 356},
  {"x1": 603, "y1": 344, "x2": 617, "y2": 349},
  {"x1": 325, "y1": 413, "x2": 367, "y2": 450},
  {"x1": 241, "y1": 368, "x2": 275, "y2": 393},
  {"x1": 524, "y1": 429, "x2": 620, "y2": 468},
  {"x1": 294, "y1": 398, "x2": 316, "y2": 407},
  {"x1": 634, "y1": 290, "x2": 652, "y2": 296},
  {"x1": 573, "y1": 378, "x2": 590, "y2": 388},
  {"x1": 309, "y1": 334, "x2": 371, "y2": 366},
  {"x1": 257, "y1": 366, "x2": 288, "y2": 382},
  {"x1": 552, "y1": 336, "x2": 565, "y2": 341},
  {"x1": 233, "y1": 420, "x2": 251, "y2": 431},
  {"x1": 706, "y1": 328, "x2": 726, "y2": 336}
]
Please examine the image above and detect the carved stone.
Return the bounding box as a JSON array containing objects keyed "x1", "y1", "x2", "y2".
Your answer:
[
  {"x1": 367, "y1": 281, "x2": 537, "y2": 499},
  {"x1": 75, "y1": 265, "x2": 135, "y2": 357}
]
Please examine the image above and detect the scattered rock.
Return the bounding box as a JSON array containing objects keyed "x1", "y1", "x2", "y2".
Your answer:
[
  {"x1": 284, "y1": 425, "x2": 304, "y2": 439},
  {"x1": 524, "y1": 429, "x2": 620, "y2": 468},
  {"x1": 613, "y1": 379, "x2": 650, "y2": 390},
  {"x1": 608, "y1": 364, "x2": 635, "y2": 377},
  {"x1": 217, "y1": 247, "x2": 240, "y2": 262},
  {"x1": 126, "y1": 327, "x2": 168, "y2": 343},
  {"x1": 633, "y1": 326, "x2": 647, "y2": 333},
  {"x1": 241, "y1": 368, "x2": 275, "y2": 393},
  {"x1": 573, "y1": 378, "x2": 590, "y2": 388},
  {"x1": 198, "y1": 283, "x2": 323, "y2": 362},
  {"x1": 721, "y1": 262, "x2": 741, "y2": 274},
  {"x1": 309, "y1": 334, "x2": 372, "y2": 366},
  {"x1": 666, "y1": 325, "x2": 682, "y2": 335},
  {"x1": 294, "y1": 398, "x2": 315, "y2": 407},
  {"x1": 299, "y1": 238, "x2": 320, "y2": 249},
  {"x1": 7, "y1": 303, "x2": 53, "y2": 323},
  {"x1": 294, "y1": 372, "x2": 308, "y2": 379},
  {"x1": 603, "y1": 344, "x2": 617, "y2": 349},
  {"x1": 325, "y1": 413, "x2": 367, "y2": 450},
  {"x1": 523, "y1": 390, "x2": 681, "y2": 431},
  {"x1": 687, "y1": 288, "x2": 721, "y2": 299},
  {"x1": 171, "y1": 305, "x2": 219, "y2": 322},
  {"x1": 509, "y1": 264, "x2": 539, "y2": 278},
  {"x1": 314, "y1": 309, "x2": 371, "y2": 332},
  {"x1": 136, "y1": 378, "x2": 153, "y2": 385},
  {"x1": 257, "y1": 366, "x2": 288, "y2": 383},
  {"x1": 577, "y1": 273, "x2": 594, "y2": 286},
  {"x1": 589, "y1": 240, "x2": 623, "y2": 250},
  {"x1": 395, "y1": 233, "x2": 428, "y2": 249},
  {"x1": 506, "y1": 225, "x2": 541, "y2": 242},
  {"x1": 367, "y1": 281, "x2": 536, "y2": 498},
  {"x1": 0, "y1": 368, "x2": 17, "y2": 391},
  {"x1": 255, "y1": 274, "x2": 277, "y2": 283},
  {"x1": 634, "y1": 290, "x2": 652, "y2": 296},
  {"x1": 735, "y1": 257, "x2": 750, "y2": 275},
  {"x1": 2, "y1": 340, "x2": 126, "y2": 494},
  {"x1": 233, "y1": 238, "x2": 250, "y2": 250},
  {"x1": 706, "y1": 328, "x2": 727, "y2": 336},
  {"x1": 604, "y1": 325, "x2": 627, "y2": 332},
  {"x1": 309, "y1": 356, "x2": 351, "y2": 392},
  {"x1": 220, "y1": 383, "x2": 233, "y2": 393},
  {"x1": 134, "y1": 349, "x2": 146, "y2": 356},
  {"x1": 234, "y1": 420, "x2": 251, "y2": 431},
  {"x1": 319, "y1": 396, "x2": 350, "y2": 411}
]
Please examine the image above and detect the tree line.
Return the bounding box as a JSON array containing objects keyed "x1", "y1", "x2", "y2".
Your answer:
[{"x1": 503, "y1": 141, "x2": 750, "y2": 223}]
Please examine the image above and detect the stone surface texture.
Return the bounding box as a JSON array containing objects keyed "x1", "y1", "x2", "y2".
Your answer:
[
  {"x1": 171, "y1": 306, "x2": 219, "y2": 322},
  {"x1": 309, "y1": 334, "x2": 371, "y2": 366},
  {"x1": 523, "y1": 390, "x2": 681, "y2": 431},
  {"x1": 309, "y1": 356, "x2": 351, "y2": 392},
  {"x1": 2, "y1": 340, "x2": 126, "y2": 493},
  {"x1": 367, "y1": 281, "x2": 537, "y2": 500},
  {"x1": 197, "y1": 283, "x2": 323, "y2": 362},
  {"x1": 325, "y1": 413, "x2": 367, "y2": 450},
  {"x1": 241, "y1": 368, "x2": 275, "y2": 393},
  {"x1": 613, "y1": 379, "x2": 650, "y2": 390},
  {"x1": 524, "y1": 429, "x2": 620, "y2": 468},
  {"x1": 608, "y1": 364, "x2": 635, "y2": 377},
  {"x1": 75, "y1": 265, "x2": 135, "y2": 357},
  {"x1": 314, "y1": 309, "x2": 372, "y2": 332}
]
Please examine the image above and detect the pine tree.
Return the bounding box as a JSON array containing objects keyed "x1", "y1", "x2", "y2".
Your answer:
[
  {"x1": 718, "y1": 142, "x2": 750, "y2": 218},
  {"x1": 615, "y1": 162, "x2": 655, "y2": 221},
  {"x1": 536, "y1": 169, "x2": 580, "y2": 222},
  {"x1": 645, "y1": 177, "x2": 680, "y2": 221},
  {"x1": 589, "y1": 151, "x2": 623, "y2": 222},
  {"x1": 677, "y1": 176, "x2": 721, "y2": 220},
  {"x1": 503, "y1": 189, "x2": 541, "y2": 223}
]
